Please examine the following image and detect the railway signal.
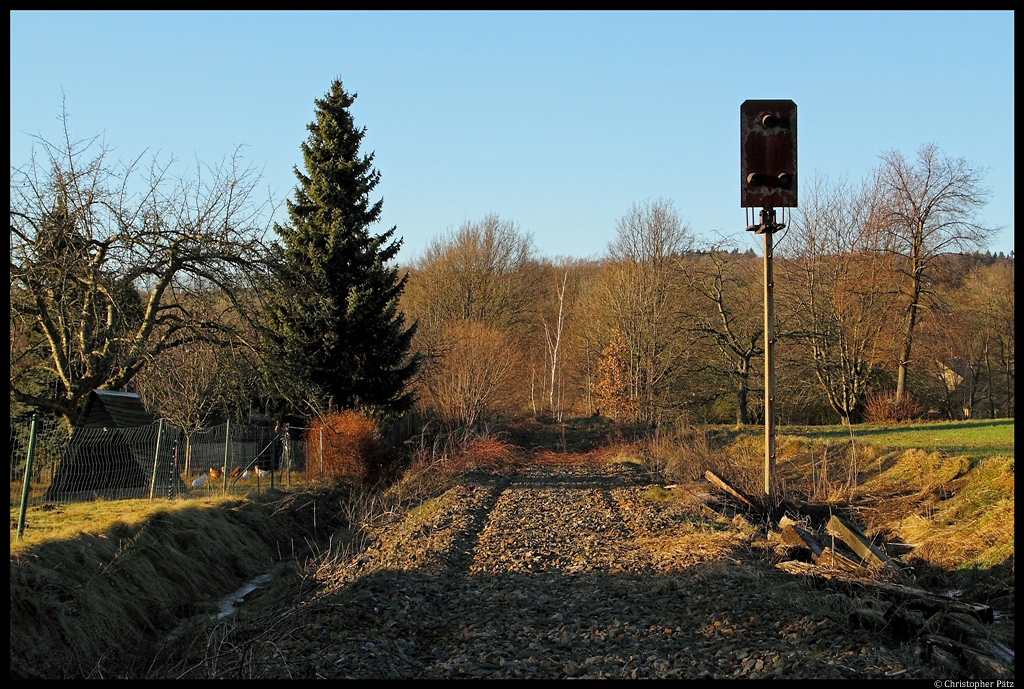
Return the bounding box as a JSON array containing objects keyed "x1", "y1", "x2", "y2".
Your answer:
[{"x1": 741, "y1": 99, "x2": 797, "y2": 501}]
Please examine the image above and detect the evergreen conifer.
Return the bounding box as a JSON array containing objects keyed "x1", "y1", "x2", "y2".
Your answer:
[{"x1": 269, "y1": 79, "x2": 418, "y2": 414}]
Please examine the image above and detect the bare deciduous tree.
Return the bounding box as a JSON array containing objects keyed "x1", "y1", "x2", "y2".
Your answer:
[
  {"x1": 421, "y1": 320, "x2": 523, "y2": 428},
  {"x1": 918, "y1": 259, "x2": 1015, "y2": 420},
  {"x1": 9, "y1": 114, "x2": 273, "y2": 426},
  {"x1": 600, "y1": 198, "x2": 694, "y2": 423},
  {"x1": 130, "y1": 338, "x2": 250, "y2": 435},
  {"x1": 873, "y1": 143, "x2": 993, "y2": 402},
  {"x1": 684, "y1": 247, "x2": 763, "y2": 425},
  {"x1": 783, "y1": 175, "x2": 902, "y2": 424},
  {"x1": 539, "y1": 267, "x2": 571, "y2": 420},
  {"x1": 968, "y1": 260, "x2": 1015, "y2": 418},
  {"x1": 401, "y1": 214, "x2": 536, "y2": 423},
  {"x1": 405, "y1": 214, "x2": 535, "y2": 337}
]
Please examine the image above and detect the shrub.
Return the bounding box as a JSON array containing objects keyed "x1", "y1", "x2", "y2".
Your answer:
[
  {"x1": 305, "y1": 411, "x2": 391, "y2": 487},
  {"x1": 864, "y1": 390, "x2": 924, "y2": 423}
]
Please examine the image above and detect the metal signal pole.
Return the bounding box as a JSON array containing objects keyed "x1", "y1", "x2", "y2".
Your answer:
[
  {"x1": 760, "y1": 209, "x2": 779, "y2": 500},
  {"x1": 747, "y1": 208, "x2": 782, "y2": 500}
]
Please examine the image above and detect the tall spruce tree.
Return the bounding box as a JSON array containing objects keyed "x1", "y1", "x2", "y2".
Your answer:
[{"x1": 269, "y1": 79, "x2": 418, "y2": 414}]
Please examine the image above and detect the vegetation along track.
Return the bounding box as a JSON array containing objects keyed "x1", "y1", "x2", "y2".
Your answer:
[{"x1": 151, "y1": 457, "x2": 930, "y2": 679}]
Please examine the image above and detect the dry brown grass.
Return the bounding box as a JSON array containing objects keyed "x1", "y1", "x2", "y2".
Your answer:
[
  {"x1": 891, "y1": 456, "x2": 1015, "y2": 571},
  {"x1": 10, "y1": 487, "x2": 353, "y2": 678},
  {"x1": 533, "y1": 447, "x2": 608, "y2": 467},
  {"x1": 384, "y1": 432, "x2": 521, "y2": 507},
  {"x1": 455, "y1": 435, "x2": 519, "y2": 470},
  {"x1": 639, "y1": 531, "x2": 748, "y2": 572},
  {"x1": 632, "y1": 423, "x2": 1014, "y2": 577},
  {"x1": 640, "y1": 428, "x2": 779, "y2": 501}
]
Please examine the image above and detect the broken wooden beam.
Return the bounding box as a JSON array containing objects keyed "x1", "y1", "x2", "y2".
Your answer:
[
  {"x1": 812, "y1": 546, "x2": 868, "y2": 573},
  {"x1": 778, "y1": 516, "x2": 824, "y2": 557},
  {"x1": 925, "y1": 634, "x2": 1014, "y2": 678},
  {"x1": 704, "y1": 470, "x2": 756, "y2": 509},
  {"x1": 825, "y1": 514, "x2": 897, "y2": 571},
  {"x1": 776, "y1": 561, "x2": 994, "y2": 623},
  {"x1": 778, "y1": 516, "x2": 865, "y2": 571},
  {"x1": 848, "y1": 606, "x2": 888, "y2": 632}
]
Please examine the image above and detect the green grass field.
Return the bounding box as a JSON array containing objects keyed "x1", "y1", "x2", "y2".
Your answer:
[{"x1": 781, "y1": 418, "x2": 1014, "y2": 462}]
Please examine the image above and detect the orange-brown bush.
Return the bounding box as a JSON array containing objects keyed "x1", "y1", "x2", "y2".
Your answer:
[
  {"x1": 305, "y1": 411, "x2": 392, "y2": 486},
  {"x1": 455, "y1": 435, "x2": 518, "y2": 470},
  {"x1": 864, "y1": 390, "x2": 924, "y2": 423}
]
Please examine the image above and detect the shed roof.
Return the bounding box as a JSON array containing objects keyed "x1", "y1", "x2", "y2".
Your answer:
[{"x1": 79, "y1": 390, "x2": 154, "y2": 428}]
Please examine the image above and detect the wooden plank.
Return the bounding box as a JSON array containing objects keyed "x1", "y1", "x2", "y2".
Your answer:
[
  {"x1": 969, "y1": 637, "x2": 1015, "y2": 667},
  {"x1": 705, "y1": 470, "x2": 755, "y2": 509},
  {"x1": 775, "y1": 561, "x2": 994, "y2": 623},
  {"x1": 825, "y1": 515, "x2": 896, "y2": 570},
  {"x1": 812, "y1": 546, "x2": 867, "y2": 573},
  {"x1": 937, "y1": 611, "x2": 988, "y2": 642},
  {"x1": 779, "y1": 516, "x2": 864, "y2": 571},
  {"x1": 779, "y1": 522, "x2": 824, "y2": 558},
  {"x1": 925, "y1": 634, "x2": 1014, "y2": 678},
  {"x1": 848, "y1": 606, "x2": 887, "y2": 631}
]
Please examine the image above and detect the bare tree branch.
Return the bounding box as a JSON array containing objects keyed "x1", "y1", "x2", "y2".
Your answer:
[{"x1": 10, "y1": 113, "x2": 276, "y2": 425}]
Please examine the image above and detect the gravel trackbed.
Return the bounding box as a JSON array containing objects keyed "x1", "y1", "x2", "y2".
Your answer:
[{"x1": 160, "y1": 460, "x2": 923, "y2": 679}]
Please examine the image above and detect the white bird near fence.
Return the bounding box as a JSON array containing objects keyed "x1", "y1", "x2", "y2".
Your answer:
[
  {"x1": 253, "y1": 466, "x2": 271, "y2": 478},
  {"x1": 191, "y1": 474, "x2": 207, "y2": 489}
]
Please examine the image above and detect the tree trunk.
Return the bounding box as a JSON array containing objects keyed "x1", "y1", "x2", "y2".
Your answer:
[
  {"x1": 735, "y1": 363, "x2": 750, "y2": 425},
  {"x1": 895, "y1": 248, "x2": 925, "y2": 403}
]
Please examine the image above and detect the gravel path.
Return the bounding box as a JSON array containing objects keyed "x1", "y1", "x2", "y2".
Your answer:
[{"x1": 163, "y1": 461, "x2": 922, "y2": 679}]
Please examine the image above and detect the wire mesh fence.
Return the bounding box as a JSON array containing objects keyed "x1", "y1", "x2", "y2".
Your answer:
[
  {"x1": 10, "y1": 414, "x2": 68, "y2": 491},
  {"x1": 10, "y1": 418, "x2": 316, "y2": 509},
  {"x1": 10, "y1": 410, "x2": 423, "y2": 520}
]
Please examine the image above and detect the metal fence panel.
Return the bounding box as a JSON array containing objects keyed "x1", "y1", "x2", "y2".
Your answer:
[{"x1": 9, "y1": 419, "x2": 312, "y2": 508}]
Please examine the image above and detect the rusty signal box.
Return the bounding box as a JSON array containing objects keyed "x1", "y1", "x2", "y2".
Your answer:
[{"x1": 741, "y1": 100, "x2": 797, "y2": 208}]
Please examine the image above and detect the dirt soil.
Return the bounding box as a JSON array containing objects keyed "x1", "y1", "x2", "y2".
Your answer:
[{"x1": 148, "y1": 457, "x2": 978, "y2": 679}]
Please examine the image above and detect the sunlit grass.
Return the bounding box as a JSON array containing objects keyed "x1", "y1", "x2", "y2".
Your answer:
[
  {"x1": 779, "y1": 418, "x2": 1013, "y2": 463},
  {"x1": 10, "y1": 492, "x2": 248, "y2": 555}
]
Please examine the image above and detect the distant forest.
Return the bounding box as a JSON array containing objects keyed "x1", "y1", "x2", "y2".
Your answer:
[{"x1": 11, "y1": 102, "x2": 1012, "y2": 430}]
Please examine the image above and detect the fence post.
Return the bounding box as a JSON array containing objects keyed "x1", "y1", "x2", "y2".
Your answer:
[
  {"x1": 16, "y1": 415, "x2": 39, "y2": 540},
  {"x1": 168, "y1": 438, "x2": 180, "y2": 500},
  {"x1": 184, "y1": 434, "x2": 191, "y2": 479},
  {"x1": 270, "y1": 429, "x2": 276, "y2": 490},
  {"x1": 149, "y1": 419, "x2": 164, "y2": 502},
  {"x1": 284, "y1": 426, "x2": 291, "y2": 489},
  {"x1": 222, "y1": 417, "x2": 231, "y2": 494}
]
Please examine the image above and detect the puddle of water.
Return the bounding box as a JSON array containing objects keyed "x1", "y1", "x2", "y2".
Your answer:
[
  {"x1": 159, "y1": 568, "x2": 279, "y2": 649},
  {"x1": 215, "y1": 571, "x2": 275, "y2": 619}
]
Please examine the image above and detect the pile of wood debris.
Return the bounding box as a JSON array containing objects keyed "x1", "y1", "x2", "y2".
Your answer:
[{"x1": 703, "y1": 470, "x2": 1014, "y2": 679}]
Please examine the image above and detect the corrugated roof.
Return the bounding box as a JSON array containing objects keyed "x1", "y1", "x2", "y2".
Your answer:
[{"x1": 79, "y1": 390, "x2": 154, "y2": 428}]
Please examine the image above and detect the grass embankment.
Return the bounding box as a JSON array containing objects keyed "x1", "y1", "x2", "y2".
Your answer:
[
  {"x1": 11, "y1": 494, "x2": 235, "y2": 554},
  {"x1": 10, "y1": 487, "x2": 354, "y2": 678},
  {"x1": 640, "y1": 418, "x2": 1013, "y2": 580},
  {"x1": 784, "y1": 420, "x2": 1014, "y2": 573},
  {"x1": 785, "y1": 418, "x2": 1014, "y2": 463}
]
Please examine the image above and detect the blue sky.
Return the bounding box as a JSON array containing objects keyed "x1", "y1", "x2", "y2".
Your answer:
[{"x1": 10, "y1": 11, "x2": 1015, "y2": 263}]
